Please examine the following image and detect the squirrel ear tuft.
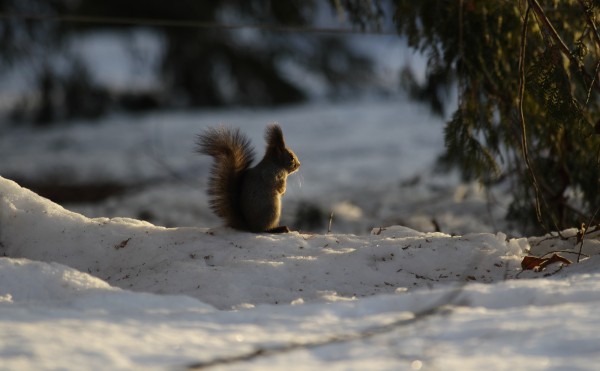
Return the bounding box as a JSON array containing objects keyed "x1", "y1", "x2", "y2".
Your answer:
[{"x1": 265, "y1": 123, "x2": 286, "y2": 149}]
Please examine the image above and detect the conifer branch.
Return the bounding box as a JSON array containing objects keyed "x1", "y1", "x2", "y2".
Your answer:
[
  {"x1": 577, "y1": 0, "x2": 600, "y2": 51},
  {"x1": 528, "y1": 0, "x2": 600, "y2": 94},
  {"x1": 577, "y1": 0, "x2": 600, "y2": 104}
]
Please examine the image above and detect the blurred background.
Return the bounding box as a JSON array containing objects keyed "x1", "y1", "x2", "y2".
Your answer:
[
  {"x1": 6, "y1": 1, "x2": 594, "y2": 237},
  {"x1": 1, "y1": 0, "x2": 414, "y2": 122},
  {"x1": 0, "y1": 0, "x2": 508, "y2": 235}
]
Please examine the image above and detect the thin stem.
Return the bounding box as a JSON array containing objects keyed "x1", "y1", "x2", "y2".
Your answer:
[
  {"x1": 577, "y1": 204, "x2": 600, "y2": 263},
  {"x1": 518, "y1": 5, "x2": 544, "y2": 227}
]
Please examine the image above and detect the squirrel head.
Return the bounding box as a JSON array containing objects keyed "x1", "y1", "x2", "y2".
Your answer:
[{"x1": 265, "y1": 124, "x2": 300, "y2": 174}]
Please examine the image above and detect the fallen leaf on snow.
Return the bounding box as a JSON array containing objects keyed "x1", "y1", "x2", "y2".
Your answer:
[{"x1": 521, "y1": 254, "x2": 572, "y2": 272}]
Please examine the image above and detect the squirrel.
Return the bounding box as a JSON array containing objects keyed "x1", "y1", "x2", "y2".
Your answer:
[{"x1": 197, "y1": 124, "x2": 300, "y2": 233}]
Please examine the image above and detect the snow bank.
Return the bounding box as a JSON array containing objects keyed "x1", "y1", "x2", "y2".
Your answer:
[
  {"x1": 2, "y1": 176, "x2": 527, "y2": 309},
  {"x1": 2, "y1": 175, "x2": 600, "y2": 370}
]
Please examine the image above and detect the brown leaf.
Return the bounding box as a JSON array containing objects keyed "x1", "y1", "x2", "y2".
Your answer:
[
  {"x1": 521, "y1": 256, "x2": 544, "y2": 270},
  {"x1": 521, "y1": 253, "x2": 572, "y2": 272}
]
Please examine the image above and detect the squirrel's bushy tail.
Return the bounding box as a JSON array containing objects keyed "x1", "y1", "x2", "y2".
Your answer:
[{"x1": 196, "y1": 127, "x2": 255, "y2": 229}]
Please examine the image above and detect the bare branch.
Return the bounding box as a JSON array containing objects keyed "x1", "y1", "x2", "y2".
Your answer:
[
  {"x1": 518, "y1": 5, "x2": 545, "y2": 228},
  {"x1": 577, "y1": 204, "x2": 600, "y2": 263},
  {"x1": 527, "y1": 0, "x2": 570, "y2": 55}
]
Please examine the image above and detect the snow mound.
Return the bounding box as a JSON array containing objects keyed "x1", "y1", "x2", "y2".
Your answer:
[
  {"x1": 0, "y1": 258, "x2": 112, "y2": 304},
  {"x1": 0, "y1": 175, "x2": 538, "y2": 309},
  {"x1": 2, "y1": 175, "x2": 600, "y2": 370}
]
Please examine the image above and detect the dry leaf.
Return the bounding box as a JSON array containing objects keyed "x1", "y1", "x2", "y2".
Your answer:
[{"x1": 521, "y1": 253, "x2": 572, "y2": 272}]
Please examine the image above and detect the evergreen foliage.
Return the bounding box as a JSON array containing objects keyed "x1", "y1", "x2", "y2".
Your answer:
[
  {"x1": 394, "y1": 0, "x2": 600, "y2": 233},
  {"x1": 337, "y1": 0, "x2": 600, "y2": 233}
]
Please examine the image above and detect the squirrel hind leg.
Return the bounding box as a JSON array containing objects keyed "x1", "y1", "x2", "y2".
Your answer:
[{"x1": 266, "y1": 226, "x2": 291, "y2": 233}]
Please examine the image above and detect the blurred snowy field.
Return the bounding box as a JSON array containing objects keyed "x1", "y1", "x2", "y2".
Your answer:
[{"x1": 0, "y1": 98, "x2": 512, "y2": 236}]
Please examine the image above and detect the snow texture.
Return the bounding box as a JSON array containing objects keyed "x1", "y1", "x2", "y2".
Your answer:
[
  {"x1": 2, "y1": 175, "x2": 600, "y2": 370},
  {"x1": 0, "y1": 83, "x2": 598, "y2": 370},
  {"x1": 2, "y1": 19, "x2": 599, "y2": 371}
]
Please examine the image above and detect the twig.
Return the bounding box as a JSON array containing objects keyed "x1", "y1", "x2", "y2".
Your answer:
[
  {"x1": 527, "y1": 0, "x2": 570, "y2": 55},
  {"x1": 541, "y1": 250, "x2": 589, "y2": 259},
  {"x1": 577, "y1": 204, "x2": 600, "y2": 263},
  {"x1": 542, "y1": 264, "x2": 565, "y2": 277},
  {"x1": 518, "y1": 3, "x2": 572, "y2": 236},
  {"x1": 516, "y1": 262, "x2": 568, "y2": 278},
  {"x1": 530, "y1": 232, "x2": 565, "y2": 246},
  {"x1": 517, "y1": 5, "x2": 545, "y2": 229},
  {"x1": 586, "y1": 58, "x2": 600, "y2": 106},
  {"x1": 531, "y1": 224, "x2": 600, "y2": 246},
  {"x1": 187, "y1": 287, "x2": 463, "y2": 369}
]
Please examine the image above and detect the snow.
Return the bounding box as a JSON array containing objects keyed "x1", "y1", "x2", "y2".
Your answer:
[
  {"x1": 2, "y1": 11, "x2": 599, "y2": 369},
  {"x1": 2, "y1": 172, "x2": 600, "y2": 370},
  {"x1": 0, "y1": 85, "x2": 599, "y2": 369}
]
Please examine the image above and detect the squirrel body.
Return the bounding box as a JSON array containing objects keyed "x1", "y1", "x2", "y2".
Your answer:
[{"x1": 197, "y1": 124, "x2": 300, "y2": 233}]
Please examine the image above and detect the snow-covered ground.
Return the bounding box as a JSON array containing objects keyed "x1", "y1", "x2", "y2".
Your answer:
[
  {"x1": 1, "y1": 97, "x2": 600, "y2": 369},
  {"x1": 2, "y1": 172, "x2": 600, "y2": 370}
]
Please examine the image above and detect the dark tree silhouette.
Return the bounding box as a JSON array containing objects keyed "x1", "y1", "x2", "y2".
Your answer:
[{"x1": 1, "y1": 0, "x2": 374, "y2": 122}]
